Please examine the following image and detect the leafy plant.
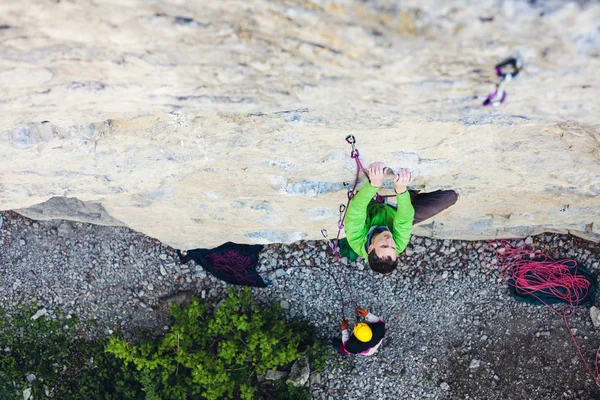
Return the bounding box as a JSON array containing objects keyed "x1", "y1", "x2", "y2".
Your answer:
[
  {"x1": 0, "y1": 306, "x2": 141, "y2": 399},
  {"x1": 107, "y1": 288, "x2": 318, "y2": 400}
]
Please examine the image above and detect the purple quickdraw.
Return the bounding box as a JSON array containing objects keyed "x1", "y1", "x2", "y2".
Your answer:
[{"x1": 483, "y1": 57, "x2": 522, "y2": 107}]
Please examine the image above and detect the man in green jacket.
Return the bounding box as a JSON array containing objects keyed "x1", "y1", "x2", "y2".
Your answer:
[{"x1": 344, "y1": 162, "x2": 457, "y2": 274}]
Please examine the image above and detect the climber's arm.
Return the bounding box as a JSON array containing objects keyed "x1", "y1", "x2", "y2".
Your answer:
[
  {"x1": 344, "y1": 182, "x2": 378, "y2": 259},
  {"x1": 392, "y1": 169, "x2": 415, "y2": 254}
]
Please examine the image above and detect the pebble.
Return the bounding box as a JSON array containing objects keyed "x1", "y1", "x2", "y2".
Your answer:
[{"x1": 159, "y1": 266, "x2": 167, "y2": 276}]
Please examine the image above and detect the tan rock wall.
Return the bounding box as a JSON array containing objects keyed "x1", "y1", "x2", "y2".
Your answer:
[{"x1": 1, "y1": 0, "x2": 599, "y2": 248}]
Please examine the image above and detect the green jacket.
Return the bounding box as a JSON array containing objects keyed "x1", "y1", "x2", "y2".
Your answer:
[{"x1": 344, "y1": 182, "x2": 415, "y2": 259}]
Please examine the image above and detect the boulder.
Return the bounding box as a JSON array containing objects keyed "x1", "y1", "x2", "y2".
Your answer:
[
  {"x1": 287, "y1": 357, "x2": 310, "y2": 387},
  {"x1": 0, "y1": 1, "x2": 599, "y2": 247}
]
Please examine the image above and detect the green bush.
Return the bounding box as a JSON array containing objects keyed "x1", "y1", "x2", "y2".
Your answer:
[
  {"x1": 0, "y1": 289, "x2": 323, "y2": 399},
  {"x1": 0, "y1": 306, "x2": 141, "y2": 399},
  {"x1": 107, "y1": 288, "x2": 318, "y2": 400}
]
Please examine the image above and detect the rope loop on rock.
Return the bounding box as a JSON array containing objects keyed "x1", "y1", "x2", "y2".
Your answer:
[{"x1": 482, "y1": 239, "x2": 600, "y2": 385}]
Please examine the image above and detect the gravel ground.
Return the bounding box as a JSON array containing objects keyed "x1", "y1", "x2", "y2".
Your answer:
[{"x1": 1, "y1": 210, "x2": 600, "y2": 399}]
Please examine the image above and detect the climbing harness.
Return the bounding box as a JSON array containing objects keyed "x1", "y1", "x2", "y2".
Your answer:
[
  {"x1": 482, "y1": 240, "x2": 600, "y2": 384},
  {"x1": 483, "y1": 57, "x2": 522, "y2": 107}
]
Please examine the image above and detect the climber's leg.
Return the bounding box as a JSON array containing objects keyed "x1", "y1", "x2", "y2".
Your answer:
[{"x1": 411, "y1": 190, "x2": 458, "y2": 225}]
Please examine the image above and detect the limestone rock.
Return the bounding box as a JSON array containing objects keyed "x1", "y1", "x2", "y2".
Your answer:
[
  {"x1": 265, "y1": 370, "x2": 288, "y2": 381},
  {"x1": 0, "y1": 1, "x2": 599, "y2": 248},
  {"x1": 287, "y1": 357, "x2": 310, "y2": 387}
]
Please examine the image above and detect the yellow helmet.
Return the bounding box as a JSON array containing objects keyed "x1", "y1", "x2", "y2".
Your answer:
[{"x1": 354, "y1": 322, "x2": 373, "y2": 342}]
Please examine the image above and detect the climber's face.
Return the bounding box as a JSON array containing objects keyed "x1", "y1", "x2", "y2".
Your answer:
[{"x1": 367, "y1": 230, "x2": 397, "y2": 261}]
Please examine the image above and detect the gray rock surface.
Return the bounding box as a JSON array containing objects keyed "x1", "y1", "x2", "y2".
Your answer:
[{"x1": 1, "y1": 210, "x2": 600, "y2": 399}]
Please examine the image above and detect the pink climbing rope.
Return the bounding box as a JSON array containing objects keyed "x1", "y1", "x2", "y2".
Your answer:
[
  {"x1": 482, "y1": 240, "x2": 600, "y2": 384},
  {"x1": 322, "y1": 135, "x2": 398, "y2": 318}
]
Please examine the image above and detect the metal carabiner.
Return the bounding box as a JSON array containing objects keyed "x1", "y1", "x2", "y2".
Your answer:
[
  {"x1": 321, "y1": 229, "x2": 329, "y2": 239},
  {"x1": 484, "y1": 57, "x2": 521, "y2": 107},
  {"x1": 483, "y1": 74, "x2": 511, "y2": 107},
  {"x1": 350, "y1": 148, "x2": 360, "y2": 158},
  {"x1": 339, "y1": 204, "x2": 346, "y2": 214},
  {"x1": 495, "y1": 57, "x2": 521, "y2": 79},
  {"x1": 347, "y1": 190, "x2": 355, "y2": 200},
  {"x1": 345, "y1": 135, "x2": 356, "y2": 145}
]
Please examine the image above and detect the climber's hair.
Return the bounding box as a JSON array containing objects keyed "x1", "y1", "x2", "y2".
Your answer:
[
  {"x1": 367, "y1": 227, "x2": 398, "y2": 274},
  {"x1": 368, "y1": 251, "x2": 398, "y2": 274}
]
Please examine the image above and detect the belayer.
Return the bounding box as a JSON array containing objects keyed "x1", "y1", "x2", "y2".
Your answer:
[
  {"x1": 337, "y1": 307, "x2": 385, "y2": 355},
  {"x1": 344, "y1": 162, "x2": 457, "y2": 274}
]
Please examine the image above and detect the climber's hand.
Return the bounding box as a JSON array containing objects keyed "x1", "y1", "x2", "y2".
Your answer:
[
  {"x1": 369, "y1": 162, "x2": 386, "y2": 188},
  {"x1": 356, "y1": 307, "x2": 368, "y2": 317},
  {"x1": 341, "y1": 320, "x2": 349, "y2": 330},
  {"x1": 394, "y1": 168, "x2": 414, "y2": 194}
]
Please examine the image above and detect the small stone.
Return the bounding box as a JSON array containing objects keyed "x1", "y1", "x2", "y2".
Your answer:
[
  {"x1": 26, "y1": 374, "x2": 36, "y2": 382},
  {"x1": 310, "y1": 371, "x2": 321, "y2": 385},
  {"x1": 147, "y1": 284, "x2": 154, "y2": 291},
  {"x1": 159, "y1": 254, "x2": 168, "y2": 260},
  {"x1": 275, "y1": 269, "x2": 286, "y2": 277},
  {"x1": 469, "y1": 359, "x2": 481, "y2": 369},
  {"x1": 19, "y1": 239, "x2": 26, "y2": 246},
  {"x1": 265, "y1": 370, "x2": 288, "y2": 381},
  {"x1": 590, "y1": 306, "x2": 600, "y2": 328},
  {"x1": 440, "y1": 382, "x2": 450, "y2": 391},
  {"x1": 280, "y1": 300, "x2": 290, "y2": 310},
  {"x1": 23, "y1": 388, "x2": 32, "y2": 400},
  {"x1": 31, "y1": 308, "x2": 48, "y2": 321},
  {"x1": 159, "y1": 266, "x2": 167, "y2": 276},
  {"x1": 525, "y1": 236, "x2": 533, "y2": 245},
  {"x1": 57, "y1": 222, "x2": 73, "y2": 236}
]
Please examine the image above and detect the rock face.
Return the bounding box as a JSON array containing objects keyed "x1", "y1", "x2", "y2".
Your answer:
[{"x1": 0, "y1": 0, "x2": 599, "y2": 248}]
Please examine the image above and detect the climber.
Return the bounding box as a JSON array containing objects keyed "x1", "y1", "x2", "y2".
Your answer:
[
  {"x1": 337, "y1": 307, "x2": 385, "y2": 355},
  {"x1": 343, "y1": 162, "x2": 457, "y2": 274}
]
